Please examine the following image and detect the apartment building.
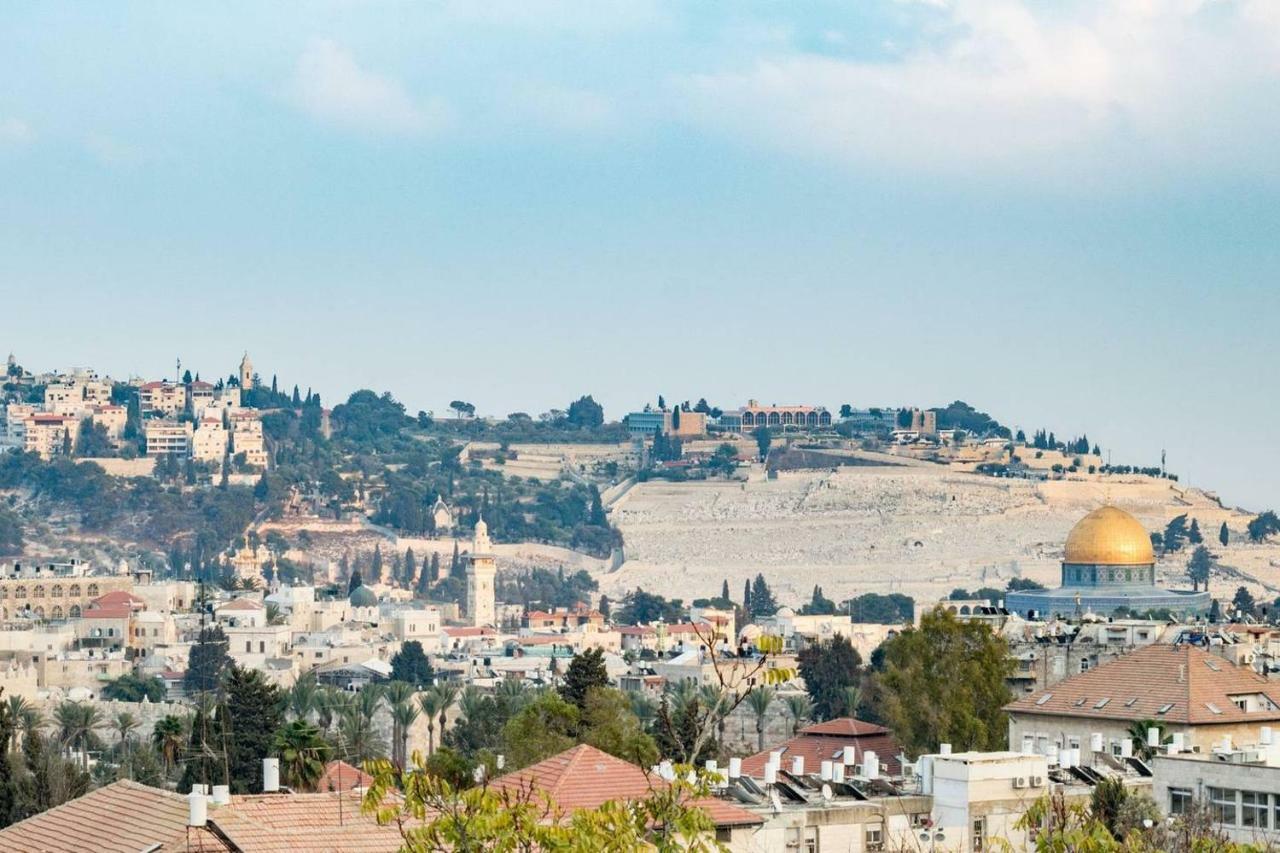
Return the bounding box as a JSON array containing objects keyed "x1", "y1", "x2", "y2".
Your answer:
[
  {"x1": 144, "y1": 420, "x2": 193, "y2": 456},
  {"x1": 138, "y1": 381, "x2": 186, "y2": 416}
]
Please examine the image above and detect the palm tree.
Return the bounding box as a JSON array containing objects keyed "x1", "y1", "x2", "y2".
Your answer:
[
  {"x1": 5, "y1": 695, "x2": 31, "y2": 750},
  {"x1": 55, "y1": 701, "x2": 103, "y2": 769},
  {"x1": 457, "y1": 685, "x2": 486, "y2": 724},
  {"x1": 391, "y1": 701, "x2": 420, "y2": 769},
  {"x1": 112, "y1": 711, "x2": 140, "y2": 751},
  {"x1": 315, "y1": 686, "x2": 347, "y2": 733},
  {"x1": 1126, "y1": 719, "x2": 1168, "y2": 761},
  {"x1": 18, "y1": 705, "x2": 45, "y2": 746},
  {"x1": 431, "y1": 682, "x2": 460, "y2": 747},
  {"x1": 495, "y1": 678, "x2": 529, "y2": 710},
  {"x1": 629, "y1": 692, "x2": 657, "y2": 733},
  {"x1": 418, "y1": 690, "x2": 443, "y2": 757},
  {"x1": 152, "y1": 715, "x2": 186, "y2": 772},
  {"x1": 842, "y1": 685, "x2": 863, "y2": 719},
  {"x1": 385, "y1": 682, "x2": 416, "y2": 767},
  {"x1": 289, "y1": 672, "x2": 320, "y2": 722},
  {"x1": 336, "y1": 702, "x2": 387, "y2": 764},
  {"x1": 699, "y1": 685, "x2": 728, "y2": 747},
  {"x1": 273, "y1": 719, "x2": 332, "y2": 792},
  {"x1": 265, "y1": 602, "x2": 286, "y2": 625},
  {"x1": 746, "y1": 686, "x2": 775, "y2": 752},
  {"x1": 783, "y1": 694, "x2": 812, "y2": 736}
]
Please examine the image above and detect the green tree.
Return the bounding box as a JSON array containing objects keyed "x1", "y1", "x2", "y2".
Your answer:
[
  {"x1": 502, "y1": 690, "x2": 579, "y2": 769},
  {"x1": 54, "y1": 701, "x2": 103, "y2": 770},
  {"x1": 101, "y1": 673, "x2": 165, "y2": 703},
  {"x1": 1187, "y1": 519, "x2": 1202, "y2": 544},
  {"x1": 390, "y1": 641, "x2": 435, "y2": 689},
  {"x1": 745, "y1": 687, "x2": 774, "y2": 752},
  {"x1": 873, "y1": 608, "x2": 1013, "y2": 755},
  {"x1": 783, "y1": 694, "x2": 812, "y2": 736},
  {"x1": 797, "y1": 635, "x2": 862, "y2": 721},
  {"x1": 566, "y1": 395, "x2": 605, "y2": 429},
  {"x1": 348, "y1": 568, "x2": 364, "y2": 594},
  {"x1": 0, "y1": 506, "x2": 22, "y2": 556},
  {"x1": 223, "y1": 665, "x2": 285, "y2": 793},
  {"x1": 752, "y1": 426, "x2": 771, "y2": 462},
  {"x1": 1220, "y1": 522, "x2": 1230, "y2": 547},
  {"x1": 1187, "y1": 545, "x2": 1213, "y2": 592},
  {"x1": 273, "y1": 720, "x2": 332, "y2": 792},
  {"x1": 371, "y1": 544, "x2": 383, "y2": 580},
  {"x1": 1163, "y1": 514, "x2": 1189, "y2": 552},
  {"x1": 1248, "y1": 511, "x2": 1280, "y2": 543},
  {"x1": 185, "y1": 626, "x2": 231, "y2": 694},
  {"x1": 615, "y1": 589, "x2": 684, "y2": 625},
  {"x1": 152, "y1": 715, "x2": 186, "y2": 772},
  {"x1": 1232, "y1": 586, "x2": 1257, "y2": 618},
  {"x1": 749, "y1": 573, "x2": 778, "y2": 618},
  {"x1": 579, "y1": 687, "x2": 659, "y2": 768},
  {"x1": 559, "y1": 647, "x2": 610, "y2": 712}
]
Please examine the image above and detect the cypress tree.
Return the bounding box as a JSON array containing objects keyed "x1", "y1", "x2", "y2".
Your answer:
[
  {"x1": 743, "y1": 579, "x2": 752, "y2": 613},
  {"x1": 720, "y1": 579, "x2": 730, "y2": 603},
  {"x1": 404, "y1": 548, "x2": 417, "y2": 587},
  {"x1": 1220, "y1": 522, "x2": 1230, "y2": 547}
]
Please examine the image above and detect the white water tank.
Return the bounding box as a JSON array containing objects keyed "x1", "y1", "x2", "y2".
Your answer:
[
  {"x1": 862, "y1": 751, "x2": 878, "y2": 780},
  {"x1": 939, "y1": 743, "x2": 952, "y2": 756},
  {"x1": 1021, "y1": 735, "x2": 1035, "y2": 755},
  {"x1": 1147, "y1": 727, "x2": 1160, "y2": 747},
  {"x1": 263, "y1": 757, "x2": 280, "y2": 793},
  {"x1": 211, "y1": 784, "x2": 230, "y2": 806},
  {"x1": 188, "y1": 791, "x2": 208, "y2": 828},
  {"x1": 728, "y1": 757, "x2": 742, "y2": 779},
  {"x1": 843, "y1": 744, "x2": 857, "y2": 766},
  {"x1": 831, "y1": 763, "x2": 845, "y2": 783},
  {"x1": 791, "y1": 756, "x2": 805, "y2": 776},
  {"x1": 819, "y1": 760, "x2": 833, "y2": 781},
  {"x1": 1090, "y1": 733, "x2": 1103, "y2": 753},
  {"x1": 763, "y1": 763, "x2": 777, "y2": 785}
]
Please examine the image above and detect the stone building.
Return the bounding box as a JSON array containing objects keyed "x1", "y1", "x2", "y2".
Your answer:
[{"x1": 466, "y1": 518, "x2": 496, "y2": 627}]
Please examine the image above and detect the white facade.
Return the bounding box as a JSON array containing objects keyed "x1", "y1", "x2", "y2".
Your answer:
[
  {"x1": 919, "y1": 750, "x2": 1050, "y2": 852},
  {"x1": 466, "y1": 520, "x2": 497, "y2": 627}
]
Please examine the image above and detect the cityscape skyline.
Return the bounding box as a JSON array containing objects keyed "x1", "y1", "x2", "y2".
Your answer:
[{"x1": 2, "y1": 1, "x2": 1277, "y2": 509}]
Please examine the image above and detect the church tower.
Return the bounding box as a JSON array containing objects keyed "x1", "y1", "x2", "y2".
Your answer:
[
  {"x1": 466, "y1": 517, "x2": 497, "y2": 627},
  {"x1": 239, "y1": 352, "x2": 253, "y2": 389}
]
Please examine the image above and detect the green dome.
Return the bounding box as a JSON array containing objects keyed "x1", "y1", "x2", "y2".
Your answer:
[{"x1": 348, "y1": 584, "x2": 378, "y2": 607}]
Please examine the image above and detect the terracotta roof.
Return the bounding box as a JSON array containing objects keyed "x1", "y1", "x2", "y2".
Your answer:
[
  {"x1": 0, "y1": 779, "x2": 227, "y2": 853},
  {"x1": 317, "y1": 759, "x2": 376, "y2": 792},
  {"x1": 1005, "y1": 644, "x2": 1280, "y2": 725},
  {"x1": 213, "y1": 790, "x2": 401, "y2": 852},
  {"x1": 82, "y1": 604, "x2": 132, "y2": 619},
  {"x1": 490, "y1": 744, "x2": 761, "y2": 828},
  {"x1": 93, "y1": 590, "x2": 146, "y2": 608},
  {"x1": 741, "y1": 717, "x2": 902, "y2": 777},
  {"x1": 443, "y1": 626, "x2": 495, "y2": 637}
]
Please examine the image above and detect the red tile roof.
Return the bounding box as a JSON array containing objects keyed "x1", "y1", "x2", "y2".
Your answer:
[
  {"x1": 219, "y1": 597, "x2": 265, "y2": 611},
  {"x1": 93, "y1": 590, "x2": 146, "y2": 609},
  {"x1": 317, "y1": 759, "x2": 376, "y2": 792},
  {"x1": 82, "y1": 604, "x2": 133, "y2": 620},
  {"x1": 491, "y1": 744, "x2": 761, "y2": 828},
  {"x1": 1005, "y1": 644, "x2": 1280, "y2": 725},
  {"x1": 741, "y1": 718, "x2": 902, "y2": 776}
]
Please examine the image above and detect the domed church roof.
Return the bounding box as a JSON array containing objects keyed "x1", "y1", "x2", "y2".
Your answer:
[
  {"x1": 348, "y1": 584, "x2": 378, "y2": 607},
  {"x1": 1063, "y1": 505, "x2": 1155, "y2": 566}
]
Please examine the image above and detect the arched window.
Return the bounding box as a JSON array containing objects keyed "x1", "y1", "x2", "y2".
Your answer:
[
  {"x1": 781, "y1": 412, "x2": 793, "y2": 425},
  {"x1": 0, "y1": 587, "x2": 7, "y2": 600},
  {"x1": 51, "y1": 585, "x2": 63, "y2": 598},
  {"x1": 819, "y1": 411, "x2": 831, "y2": 425},
  {"x1": 33, "y1": 607, "x2": 45, "y2": 620},
  {"x1": 51, "y1": 606, "x2": 63, "y2": 620},
  {"x1": 768, "y1": 412, "x2": 781, "y2": 426},
  {"x1": 32, "y1": 585, "x2": 45, "y2": 598},
  {"x1": 87, "y1": 584, "x2": 100, "y2": 597},
  {"x1": 960, "y1": 605, "x2": 972, "y2": 615},
  {"x1": 807, "y1": 411, "x2": 818, "y2": 426},
  {"x1": 69, "y1": 584, "x2": 81, "y2": 597},
  {"x1": 69, "y1": 604, "x2": 81, "y2": 618},
  {"x1": 13, "y1": 587, "x2": 25, "y2": 599},
  {"x1": 742, "y1": 412, "x2": 754, "y2": 427}
]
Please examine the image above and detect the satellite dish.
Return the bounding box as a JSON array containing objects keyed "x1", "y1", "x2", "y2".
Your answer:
[
  {"x1": 821, "y1": 784, "x2": 833, "y2": 802},
  {"x1": 769, "y1": 789, "x2": 783, "y2": 814}
]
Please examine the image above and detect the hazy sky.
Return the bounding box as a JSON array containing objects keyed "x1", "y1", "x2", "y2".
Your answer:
[{"x1": 1, "y1": 2, "x2": 1277, "y2": 510}]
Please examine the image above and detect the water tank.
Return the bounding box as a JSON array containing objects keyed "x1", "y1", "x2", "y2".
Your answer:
[
  {"x1": 791, "y1": 756, "x2": 805, "y2": 776},
  {"x1": 862, "y1": 751, "x2": 879, "y2": 780},
  {"x1": 1090, "y1": 733, "x2": 1103, "y2": 753},
  {"x1": 843, "y1": 744, "x2": 857, "y2": 766},
  {"x1": 1147, "y1": 727, "x2": 1160, "y2": 747},
  {"x1": 211, "y1": 784, "x2": 230, "y2": 805},
  {"x1": 262, "y1": 757, "x2": 280, "y2": 793},
  {"x1": 728, "y1": 757, "x2": 742, "y2": 779},
  {"x1": 188, "y1": 791, "x2": 208, "y2": 828}
]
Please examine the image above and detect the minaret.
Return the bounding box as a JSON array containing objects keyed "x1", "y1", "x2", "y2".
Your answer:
[
  {"x1": 239, "y1": 352, "x2": 253, "y2": 389},
  {"x1": 466, "y1": 517, "x2": 497, "y2": 627}
]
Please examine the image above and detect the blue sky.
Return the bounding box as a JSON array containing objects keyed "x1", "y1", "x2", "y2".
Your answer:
[{"x1": 1, "y1": 1, "x2": 1278, "y2": 510}]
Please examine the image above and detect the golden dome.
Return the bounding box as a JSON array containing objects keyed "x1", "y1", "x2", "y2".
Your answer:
[{"x1": 1063, "y1": 505, "x2": 1155, "y2": 566}]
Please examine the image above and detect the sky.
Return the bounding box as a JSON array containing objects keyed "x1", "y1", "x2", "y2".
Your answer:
[{"x1": 1, "y1": 1, "x2": 1278, "y2": 510}]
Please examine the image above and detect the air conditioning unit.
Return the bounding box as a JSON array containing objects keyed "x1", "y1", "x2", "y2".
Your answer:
[
  {"x1": 1012, "y1": 777, "x2": 1027, "y2": 789},
  {"x1": 1030, "y1": 776, "x2": 1044, "y2": 788}
]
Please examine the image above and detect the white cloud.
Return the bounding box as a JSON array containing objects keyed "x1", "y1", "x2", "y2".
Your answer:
[
  {"x1": 678, "y1": 0, "x2": 1280, "y2": 183},
  {"x1": 0, "y1": 118, "x2": 34, "y2": 145},
  {"x1": 288, "y1": 39, "x2": 447, "y2": 136}
]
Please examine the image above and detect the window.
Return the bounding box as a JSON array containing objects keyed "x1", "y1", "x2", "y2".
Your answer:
[
  {"x1": 1209, "y1": 787, "x2": 1237, "y2": 826},
  {"x1": 972, "y1": 818, "x2": 986, "y2": 851},
  {"x1": 864, "y1": 827, "x2": 883, "y2": 852},
  {"x1": 259, "y1": 641, "x2": 265, "y2": 654},
  {"x1": 246, "y1": 641, "x2": 252, "y2": 653},
  {"x1": 784, "y1": 826, "x2": 818, "y2": 852},
  {"x1": 1241, "y1": 791, "x2": 1269, "y2": 829}
]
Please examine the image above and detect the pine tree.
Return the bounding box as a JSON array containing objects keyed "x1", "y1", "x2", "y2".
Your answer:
[
  {"x1": 1188, "y1": 519, "x2": 1203, "y2": 544},
  {"x1": 750, "y1": 574, "x2": 778, "y2": 618},
  {"x1": 450, "y1": 542, "x2": 460, "y2": 576},
  {"x1": 743, "y1": 579, "x2": 752, "y2": 613},
  {"x1": 1220, "y1": 522, "x2": 1230, "y2": 547},
  {"x1": 599, "y1": 594, "x2": 611, "y2": 619},
  {"x1": 559, "y1": 647, "x2": 609, "y2": 711},
  {"x1": 431, "y1": 552, "x2": 441, "y2": 582},
  {"x1": 270, "y1": 375, "x2": 278, "y2": 396},
  {"x1": 720, "y1": 579, "x2": 730, "y2": 602},
  {"x1": 291, "y1": 385, "x2": 301, "y2": 407},
  {"x1": 404, "y1": 548, "x2": 417, "y2": 587}
]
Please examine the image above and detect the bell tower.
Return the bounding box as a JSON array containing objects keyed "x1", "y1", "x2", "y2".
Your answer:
[
  {"x1": 239, "y1": 352, "x2": 253, "y2": 389},
  {"x1": 466, "y1": 517, "x2": 496, "y2": 627}
]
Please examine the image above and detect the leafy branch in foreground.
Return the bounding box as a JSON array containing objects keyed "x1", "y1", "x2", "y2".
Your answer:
[{"x1": 362, "y1": 752, "x2": 726, "y2": 852}]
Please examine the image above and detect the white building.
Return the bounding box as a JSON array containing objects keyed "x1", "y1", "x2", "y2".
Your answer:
[
  {"x1": 144, "y1": 420, "x2": 193, "y2": 457},
  {"x1": 466, "y1": 519, "x2": 496, "y2": 628},
  {"x1": 1152, "y1": 729, "x2": 1280, "y2": 846}
]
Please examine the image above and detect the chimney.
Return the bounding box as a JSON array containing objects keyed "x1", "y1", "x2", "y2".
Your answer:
[
  {"x1": 262, "y1": 757, "x2": 280, "y2": 793},
  {"x1": 188, "y1": 789, "x2": 208, "y2": 828}
]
